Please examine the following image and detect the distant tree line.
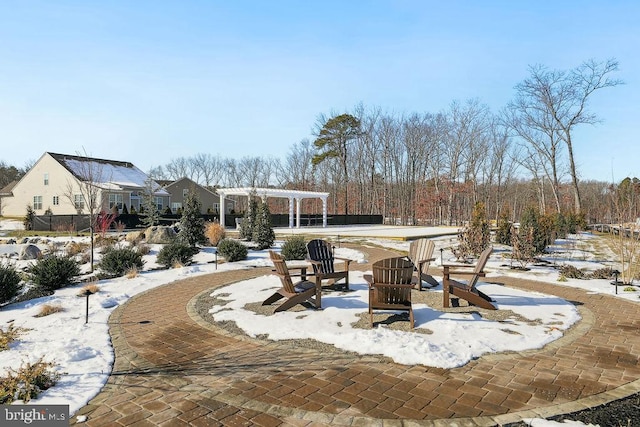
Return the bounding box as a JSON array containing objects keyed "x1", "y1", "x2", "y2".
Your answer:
[{"x1": 2, "y1": 59, "x2": 630, "y2": 225}]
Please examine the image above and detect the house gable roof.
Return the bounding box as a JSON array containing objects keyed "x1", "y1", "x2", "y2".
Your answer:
[
  {"x1": 164, "y1": 177, "x2": 218, "y2": 197},
  {"x1": 47, "y1": 152, "x2": 169, "y2": 195},
  {"x1": 0, "y1": 180, "x2": 18, "y2": 196}
]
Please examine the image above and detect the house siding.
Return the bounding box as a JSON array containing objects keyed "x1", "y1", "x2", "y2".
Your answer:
[
  {"x1": 164, "y1": 178, "x2": 233, "y2": 215},
  {"x1": 1, "y1": 153, "x2": 170, "y2": 217},
  {"x1": 1, "y1": 153, "x2": 89, "y2": 216}
]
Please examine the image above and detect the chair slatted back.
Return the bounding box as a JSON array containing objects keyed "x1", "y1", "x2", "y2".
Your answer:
[
  {"x1": 372, "y1": 257, "x2": 414, "y2": 284},
  {"x1": 371, "y1": 257, "x2": 414, "y2": 304},
  {"x1": 307, "y1": 239, "x2": 336, "y2": 274},
  {"x1": 269, "y1": 251, "x2": 295, "y2": 293},
  {"x1": 409, "y1": 238, "x2": 435, "y2": 276},
  {"x1": 468, "y1": 246, "x2": 493, "y2": 288}
]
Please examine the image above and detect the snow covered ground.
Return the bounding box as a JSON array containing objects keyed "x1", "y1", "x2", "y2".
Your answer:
[{"x1": 0, "y1": 219, "x2": 636, "y2": 426}]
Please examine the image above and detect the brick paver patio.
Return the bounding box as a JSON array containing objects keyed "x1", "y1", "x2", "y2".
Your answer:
[{"x1": 72, "y1": 246, "x2": 640, "y2": 426}]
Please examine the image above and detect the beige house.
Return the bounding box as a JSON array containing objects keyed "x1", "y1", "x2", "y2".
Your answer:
[
  {"x1": 162, "y1": 177, "x2": 234, "y2": 215},
  {"x1": 0, "y1": 152, "x2": 170, "y2": 217}
]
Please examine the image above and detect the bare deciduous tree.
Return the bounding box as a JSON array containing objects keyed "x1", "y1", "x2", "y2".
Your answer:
[{"x1": 512, "y1": 59, "x2": 622, "y2": 213}]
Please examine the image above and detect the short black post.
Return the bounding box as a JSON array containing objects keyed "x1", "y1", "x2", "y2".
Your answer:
[
  {"x1": 84, "y1": 289, "x2": 92, "y2": 324},
  {"x1": 440, "y1": 248, "x2": 444, "y2": 265}
]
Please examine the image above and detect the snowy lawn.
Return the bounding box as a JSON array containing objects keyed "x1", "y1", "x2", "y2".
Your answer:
[{"x1": 0, "y1": 219, "x2": 637, "y2": 427}]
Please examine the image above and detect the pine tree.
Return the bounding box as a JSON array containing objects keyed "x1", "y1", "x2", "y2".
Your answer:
[
  {"x1": 252, "y1": 199, "x2": 275, "y2": 250},
  {"x1": 239, "y1": 192, "x2": 258, "y2": 241},
  {"x1": 23, "y1": 204, "x2": 35, "y2": 230},
  {"x1": 140, "y1": 178, "x2": 160, "y2": 228},
  {"x1": 178, "y1": 190, "x2": 206, "y2": 248}
]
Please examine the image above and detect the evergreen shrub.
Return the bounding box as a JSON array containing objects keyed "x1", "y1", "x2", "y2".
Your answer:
[
  {"x1": 217, "y1": 239, "x2": 248, "y2": 262},
  {"x1": 0, "y1": 262, "x2": 22, "y2": 305},
  {"x1": 99, "y1": 247, "x2": 145, "y2": 277},
  {"x1": 252, "y1": 201, "x2": 275, "y2": 250},
  {"x1": 28, "y1": 255, "x2": 80, "y2": 292},
  {"x1": 280, "y1": 235, "x2": 307, "y2": 260},
  {"x1": 157, "y1": 242, "x2": 198, "y2": 268}
]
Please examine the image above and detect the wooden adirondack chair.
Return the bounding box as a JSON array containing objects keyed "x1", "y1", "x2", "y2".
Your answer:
[
  {"x1": 262, "y1": 251, "x2": 321, "y2": 312},
  {"x1": 364, "y1": 257, "x2": 416, "y2": 328},
  {"x1": 408, "y1": 238, "x2": 439, "y2": 290},
  {"x1": 306, "y1": 239, "x2": 352, "y2": 290},
  {"x1": 442, "y1": 246, "x2": 496, "y2": 310}
]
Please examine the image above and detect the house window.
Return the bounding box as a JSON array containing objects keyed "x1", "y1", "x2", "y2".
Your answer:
[
  {"x1": 108, "y1": 194, "x2": 123, "y2": 211},
  {"x1": 74, "y1": 194, "x2": 85, "y2": 210},
  {"x1": 33, "y1": 196, "x2": 43, "y2": 210},
  {"x1": 183, "y1": 189, "x2": 189, "y2": 198},
  {"x1": 171, "y1": 202, "x2": 182, "y2": 213},
  {"x1": 44, "y1": 173, "x2": 49, "y2": 186},
  {"x1": 213, "y1": 203, "x2": 219, "y2": 213},
  {"x1": 52, "y1": 195, "x2": 59, "y2": 206},
  {"x1": 155, "y1": 197, "x2": 163, "y2": 212}
]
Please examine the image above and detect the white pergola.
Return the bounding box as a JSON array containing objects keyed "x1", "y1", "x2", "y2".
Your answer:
[{"x1": 217, "y1": 187, "x2": 329, "y2": 229}]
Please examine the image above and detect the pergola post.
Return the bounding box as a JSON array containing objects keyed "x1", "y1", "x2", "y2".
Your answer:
[
  {"x1": 288, "y1": 197, "x2": 294, "y2": 228},
  {"x1": 296, "y1": 198, "x2": 302, "y2": 228},
  {"x1": 322, "y1": 196, "x2": 328, "y2": 228},
  {"x1": 218, "y1": 191, "x2": 226, "y2": 229}
]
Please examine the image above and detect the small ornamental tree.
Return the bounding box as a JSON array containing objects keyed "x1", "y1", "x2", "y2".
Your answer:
[
  {"x1": 511, "y1": 224, "x2": 536, "y2": 268},
  {"x1": 177, "y1": 190, "x2": 206, "y2": 248},
  {"x1": 140, "y1": 177, "x2": 160, "y2": 228},
  {"x1": 455, "y1": 202, "x2": 490, "y2": 260},
  {"x1": 519, "y1": 207, "x2": 547, "y2": 254},
  {"x1": 495, "y1": 211, "x2": 512, "y2": 246},
  {"x1": 23, "y1": 205, "x2": 35, "y2": 231},
  {"x1": 252, "y1": 199, "x2": 275, "y2": 250}
]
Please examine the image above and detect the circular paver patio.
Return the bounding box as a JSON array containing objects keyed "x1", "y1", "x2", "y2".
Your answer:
[{"x1": 71, "y1": 246, "x2": 640, "y2": 426}]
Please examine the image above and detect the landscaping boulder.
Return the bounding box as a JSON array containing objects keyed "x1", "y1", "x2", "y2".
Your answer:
[
  {"x1": 143, "y1": 226, "x2": 177, "y2": 244},
  {"x1": 125, "y1": 230, "x2": 145, "y2": 243},
  {"x1": 19, "y1": 244, "x2": 41, "y2": 260}
]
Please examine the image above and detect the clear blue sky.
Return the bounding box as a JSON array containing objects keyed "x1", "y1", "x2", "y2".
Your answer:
[{"x1": 1, "y1": 1, "x2": 638, "y2": 182}]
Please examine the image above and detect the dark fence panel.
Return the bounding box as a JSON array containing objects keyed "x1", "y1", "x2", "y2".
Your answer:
[
  {"x1": 34, "y1": 213, "x2": 382, "y2": 232},
  {"x1": 33, "y1": 215, "x2": 91, "y2": 232}
]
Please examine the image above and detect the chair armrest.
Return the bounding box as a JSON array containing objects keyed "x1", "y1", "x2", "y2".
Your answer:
[
  {"x1": 277, "y1": 268, "x2": 315, "y2": 277},
  {"x1": 335, "y1": 256, "x2": 353, "y2": 264},
  {"x1": 364, "y1": 274, "x2": 374, "y2": 286},
  {"x1": 442, "y1": 266, "x2": 485, "y2": 278},
  {"x1": 305, "y1": 258, "x2": 322, "y2": 266}
]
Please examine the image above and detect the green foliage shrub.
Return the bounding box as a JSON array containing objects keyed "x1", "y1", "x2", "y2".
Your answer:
[
  {"x1": 0, "y1": 262, "x2": 22, "y2": 305},
  {"x1": 28, "y1": 254, "x2": 80, "y2": 292},
  {"x1": 99, "y1": 246, "x2": 145, "y2": 277},
  {"x1": 157, "y1": 242, "x2": 198, "y2": 268},
  {"x1": 495, "y1": 212, "x2": 512, "y2": 246},
  {"x1": 280, "y1": 235, "x2": 308, "y2": 260},
  {"x1": 217, "y1": 238, "x2": 248, "y2": 262}
]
